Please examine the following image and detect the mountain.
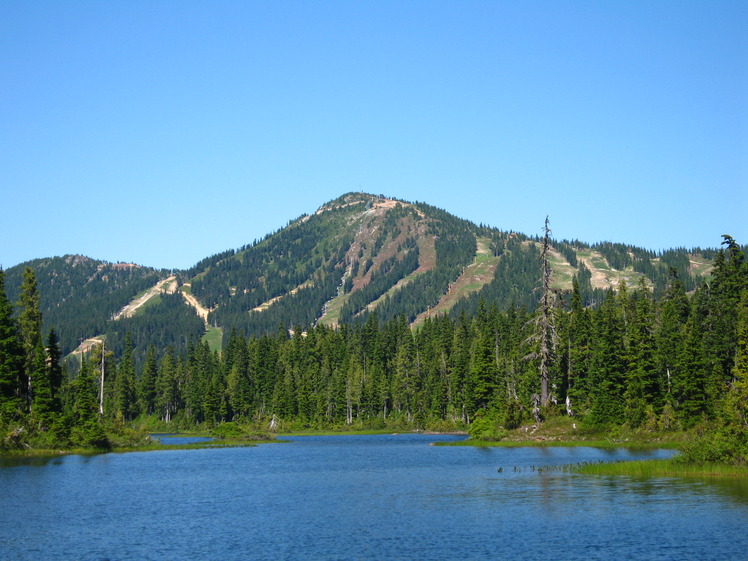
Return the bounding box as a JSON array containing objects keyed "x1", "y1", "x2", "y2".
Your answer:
[{"x1": 4, "y1": 192, "x2": 719, "y2": 364}]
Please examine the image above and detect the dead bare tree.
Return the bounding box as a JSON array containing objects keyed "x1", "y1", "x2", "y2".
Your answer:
[
  {"x1": 524, "y1": 217, "x2": 557, "y2": 411},
  {"x1": 99, "y1": 340, "x2": 105, "y2": 416},
  {"x1": 539, "y1": 216, "x2": 556, "y2": 407}
]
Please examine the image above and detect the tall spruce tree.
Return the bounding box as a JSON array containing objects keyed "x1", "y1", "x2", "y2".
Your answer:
[
  {"x1": 674, "y1": 289, "x2": 709, "y2": 426},
  {"x1": 156, "y1": 348, "x2": 179, "y2": 423},
  {"x1": 703, "y1": 236, "x2": 747, "y2": 410},
  {"x1": 113, "y1": 333, "x2": 138, "y2": 421},
  {"x1": 724, "y1": 290, "x2": 748, "y2": 429},
  {"x1": 587, "y1": 290, "x2": 627, "y2": 426},
  {"x1": 0, "y1": 268, "x2": 22, "y2": 420},
  {"x1": 449, "y1": 312, "x2": 471, "y2": 422},
  {"x1": 563, "y1": 276, "x2": 591, "y2": 414},
  {"x1": 656, "y1": 268, "x2": 689, "y2": 403},
  {"x1": 138, "y1": 345, "x2": 158, "y2": 416},
  {"x1": 624, "y1": 279, "x2": 658, "y2": 427},
  {"x1": 17, "y1": 267, "x2": 44, "y2": 415}
]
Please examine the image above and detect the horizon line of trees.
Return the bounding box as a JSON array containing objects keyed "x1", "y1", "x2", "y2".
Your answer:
[{"x1": 2, "y1": 235, "x2": 746, "y2": 453}]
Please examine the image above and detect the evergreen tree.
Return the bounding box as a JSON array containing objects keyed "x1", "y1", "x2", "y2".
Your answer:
[
  {"x1": 449, "y1": 312, "x2": 471, "y2": 422},
  {"x1": 470, "y1": 320, "x2": 497, "y2": 413},
  {"x1": 17, "y1": 270, "x2": 58, "y2": 430},
  {"x1": 656, "y1": 268, "x2": 689, "y2": 405},
  {"x1": 156, "y1": 348, "x2": 179, "y2": 423},
  {"x1": 46, "y1": 329, "x2": 64, "y2": 407},
  {"x1": 562, "y1": 276, "x2": 591, "y2": 415},
  {"x1": 674, "y1": 289, "x2": 709, "y2": 427},
  {"x1": 0, "y1": 268, "x2": 22, "y2": 420},
  {"x1": 392, "y1": 326, "x2": 418, "y2": 419},
  {"x1": 272, "y1": 345, "x2": 297, "y2": 420},
  {"x1": 723, "y1": 290, "x2": 748, "y2": 429},
  {"x1": 624, "y1": 279, "x2": 658, "y2": 427},
  {"x1": 703, "y1": 236, "x2": 747, "y2": 411},
  {"x1": 17, "y1": 267, "x2": 43, "y2": 413},
  {"x1": 226, "y1": 337, "x2": 251, "y2": 420},
  {"x1": 113, "y1": 334, "x2": 138, "y2": 421},
  {"x1": 679, "y1": 289, "x2": 748, "y2": 464},
  {"x1": 138, "y1": 345, "x2": 158, "y2": 416},
  {"x1": 30, "y1": 346, "x2": 55, "y2": 429},
  {"x1": 587, "y1": 290, "x2": 627, "y2": 426}
]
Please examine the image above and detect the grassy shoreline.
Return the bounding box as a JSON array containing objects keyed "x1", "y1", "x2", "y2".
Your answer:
[
  {"x1": 434, "y1": 438, "x2": 680, "y2": 449},
  {"x1": 0, "y1": 432, "x2": 279, "y2": 458},
  {"x1": 4, "y1": 424, "x2": 745, "y2": 480}
]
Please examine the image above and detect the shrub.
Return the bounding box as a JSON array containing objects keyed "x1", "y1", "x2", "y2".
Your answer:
[
  {"x1": 468, "y1": 414, "x2": 507, "y2": 441},
  {"x1": 677, "y1": 426, "x2": 748, "y2": 465}
]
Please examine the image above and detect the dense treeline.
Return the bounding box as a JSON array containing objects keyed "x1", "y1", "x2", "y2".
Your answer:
[
  {"x1": 189, "y1": 206, "x2": 357, "y2": 342},
  {"x1": 103, "y1": 292, "x2": 206, "y2": 369},
  {"x1": 4, "y1": 235, "x2": 744, "y2": 457},
  {"x1": 237, "y1": 274, "x2": 344, "y2": 340},
  {"x1": 1, "y1": 266, "x2": 112, "y2": 448},
  {"x1": 4, "y1": 256, "x2": 162, "y2": 354},
  {"x1": 338, "y1": 246, "x2": 420, "y2": 322},
  {"x1": 191, "y1": 194, "x2": 482, "y2": 338},
  {"x1": 191, "y1": 207, "x2": 357, "y2": 310}
]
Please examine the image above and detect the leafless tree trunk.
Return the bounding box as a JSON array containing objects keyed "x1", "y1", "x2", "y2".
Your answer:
[
  {"x1": 99, "y1": 341, "x2": 105, "y2": 416},
  {"x1": 521, "y1": 217, "x2": 558, "y2": 415},
  {"x1": 539, "y1": 216, "x2": 556, "y2": 408}
]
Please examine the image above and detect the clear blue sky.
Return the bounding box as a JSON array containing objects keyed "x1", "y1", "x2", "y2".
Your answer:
[{"x1": 2, "y1": 1, "x2": 746, "y2": 270}]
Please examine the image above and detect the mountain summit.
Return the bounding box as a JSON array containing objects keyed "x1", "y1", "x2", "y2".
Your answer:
[{"x1": 5, "y1": 192, "x2": 715, "y2": 360}]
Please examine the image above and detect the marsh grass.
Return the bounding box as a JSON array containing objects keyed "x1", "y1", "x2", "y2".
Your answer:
[
  {"x1": 434, "y1": 439, "x2": 677, "y2": 449},
  {"x1": 574, "y1": 458, "x2": 748, "y2": 478}
]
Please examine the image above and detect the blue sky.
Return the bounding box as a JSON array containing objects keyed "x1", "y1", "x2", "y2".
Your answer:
[{"x1": 2, "y1": 1, "x2": 746, "y2": 270}]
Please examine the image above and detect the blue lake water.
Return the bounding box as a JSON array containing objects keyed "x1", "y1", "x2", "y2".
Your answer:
[
  {"x1": 1, "y1": 433, "x2": 747, "y2": 560},
  {"x1": 152, "y1": 433, "x2": 214, "y2": 445}
]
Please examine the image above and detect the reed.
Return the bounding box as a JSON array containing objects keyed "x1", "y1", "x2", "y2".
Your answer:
[
  {"x1": 435, "y1": 439, "x2": 679, "y2": 449},
  {"x1": 575, "y1": 458, "x2": 748, "y2": 478}
]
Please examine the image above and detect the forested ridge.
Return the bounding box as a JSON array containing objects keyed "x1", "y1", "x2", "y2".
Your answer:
[
  {"x1": 4, "y1": 194, "x2": 719, "y2": 372},
  {"x1": 3, "y1": 256, "x2": 165, "y2": 355},
  {"x1": 1, "y1": 232, "x2": 746, "y2": 461}
]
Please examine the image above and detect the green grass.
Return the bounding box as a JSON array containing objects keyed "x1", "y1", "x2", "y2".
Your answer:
[
  {"x1": 202, "y1": 325, "x2": 223, "y2": 352},
  {"x1": 434, "y1": 439, "x2": 677, "y2": 449},
  {"x1": 134, "y1": 293, "x2": 162, "y2": 314},
  {"x1": 0, "y1": 432, "x2": 280, "y2": 459},
  {"x1": 575, "y1": 458, "x2": 748, "y2": 478},
  {"x1": 547, "y1": 251, "x2": 577, "y2": 289},
  {"x1": 317, "y1": 290, "x2": 349, "y2": 326}
]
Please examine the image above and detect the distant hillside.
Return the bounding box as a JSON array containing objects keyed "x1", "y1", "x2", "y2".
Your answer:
[
  {"x1": 5, "y1": 192, "x2": 722, "y2": 364},
  {"x1": 4, "y1": 256, "x2": 163, "y2": 354}
]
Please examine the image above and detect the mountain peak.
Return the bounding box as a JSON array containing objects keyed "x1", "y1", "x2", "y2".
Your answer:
[{"x1": 4, "y1": 193, "x2": 719, "y2": 358}]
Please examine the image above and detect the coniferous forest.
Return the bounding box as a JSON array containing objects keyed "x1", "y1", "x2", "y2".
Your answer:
[{"x1": 1, "y1": 233, "x2": 746, "y2": 463}]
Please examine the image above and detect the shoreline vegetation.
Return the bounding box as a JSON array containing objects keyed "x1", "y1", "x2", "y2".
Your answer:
[
  {"x1": 2, "y1": 235, "x2": 746, "y2": 482},
  {"x1": 573, "y1": 459, "x2": 748, "y2": 478},
  {"x1": 4, "y1": 417, "x2": 747, "y2": 480}
]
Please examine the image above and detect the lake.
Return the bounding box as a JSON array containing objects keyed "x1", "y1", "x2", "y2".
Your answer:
[{"x1": 1, "y1": 434, "x2": 747, "y2": 560}]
